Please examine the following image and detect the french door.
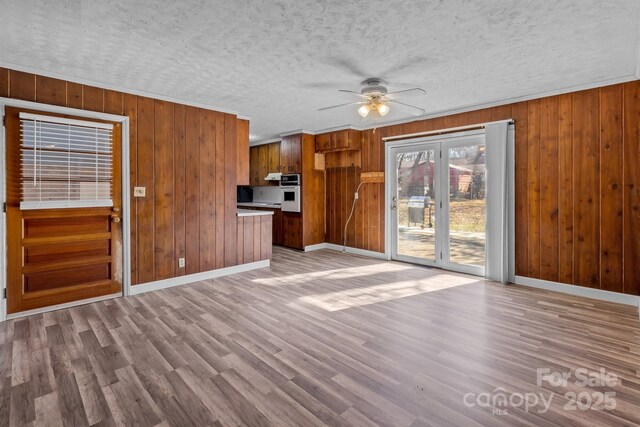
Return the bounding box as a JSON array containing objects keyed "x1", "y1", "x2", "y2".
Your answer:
[{"x1": 389, "y1": 133, "x2": 486, "y2": 276}]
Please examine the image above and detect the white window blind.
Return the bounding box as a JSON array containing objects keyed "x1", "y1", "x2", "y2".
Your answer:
[{"x1": 19, "y1": 112, "x2": 114, "y2": 210}]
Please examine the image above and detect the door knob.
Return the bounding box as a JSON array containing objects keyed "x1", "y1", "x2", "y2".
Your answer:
[
  {"x1": 111, "y1": 216, "x2": 121, "y2": 223},
  {"x1": 391, "y1": 206, "x2": 397, "y2": 211}
]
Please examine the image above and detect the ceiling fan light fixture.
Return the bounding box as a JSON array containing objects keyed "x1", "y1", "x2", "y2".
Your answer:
[
  {"x1": 358, "y1": 104, "x2": 371, "y2": 117},
  {"x1": 377, "y1": 102, "x2": 390, "y2": 116}
]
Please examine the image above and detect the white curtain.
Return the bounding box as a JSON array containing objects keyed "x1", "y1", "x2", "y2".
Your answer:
[{"x1": 485, "y1": 122, "x2": 511, "y2": 283}]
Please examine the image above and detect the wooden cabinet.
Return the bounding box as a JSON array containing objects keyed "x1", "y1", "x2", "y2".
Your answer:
[
  {"x1": 249, "y1": 138, "x2": 302, "y2": 183},
  {"x1": 246, "y1": 134, "x2": 323, "y2": 251},
  {"x1": 272, "y1": 209, "x2": 284, "y2": 246},
  {"x1": 249, "y1": 142, "x2": 281, "y2": 186},
  {"x1": 249, "y1": 145, "x2": 260, "y2": 186},
  {"x1": 280, "y1": 135, "x2": 302, "y2": 173},
  {"x1": 282, "y1": 212, "x2": 303, "y2": 249},
  {"x1": 315, "y1": 133, "x2": 332, "y2": 152},
  {"x1": 315, "y1": 129, "x2": 362, "y2": 153},
  {"x1": 236, "y1": 119, "x2": 250, "y2": 185},
  {"x1": 268, "y1": 143, "x2": 280, "y2": 173}
]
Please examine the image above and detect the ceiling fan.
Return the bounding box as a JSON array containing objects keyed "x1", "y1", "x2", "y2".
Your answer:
[{"x1": 318, "y1": 78, "x2": 426, "y2": 118}]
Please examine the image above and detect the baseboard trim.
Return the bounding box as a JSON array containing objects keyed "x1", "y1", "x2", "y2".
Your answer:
[
  {"x1": 303, "y1": 243, "x2": 328, "y2": 252},
  {"x1": 130, "y1": 260, "x2": 270, "y2": 296},
  {"x1": 6, "y1": 293, "x2": 121, "y2": 320},
  {"x1": 514, "y1": 275, "x2": 640, "y2": 309},
  {"x1": 323, "y1": 243, "x2": 389, "y2": 260}
]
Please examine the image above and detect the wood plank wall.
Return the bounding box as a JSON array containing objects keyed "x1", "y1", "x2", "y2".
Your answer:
[
  {"x1": 236, "y1": 215, "x2": 273, "y2": 264},
  {"x1": 0, "y1": 68, "x2": 249, "y2": 286},
  {"x1": 324, "y1": 81, "x2": 640, "y2": 295}
]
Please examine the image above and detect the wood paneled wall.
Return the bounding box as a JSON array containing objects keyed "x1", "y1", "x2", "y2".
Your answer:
[
  {"x1": 325, "y1": 81, "x2": 640, "y2": 295},
  {"x1": 0, "y1": 68, "x2": 246, "y2": 285},
  {"x1": 236, "y1": 215, "x2": 272, "y2": 264},
  {"x1": 300, "y1": 133, "x2": 325, "y2": 247}
]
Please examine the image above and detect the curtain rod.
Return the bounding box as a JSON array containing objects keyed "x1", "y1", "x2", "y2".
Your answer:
[{"x1": 381, "y1": 119, "x2": 514, "y2": 142}]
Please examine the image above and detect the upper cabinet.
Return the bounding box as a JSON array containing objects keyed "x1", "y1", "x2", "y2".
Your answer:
[
  {"x1": 236, "y1": 119, "x2": 250, "y2": 185},
  {"x1": 315, "y1": 129, "x2": 362, "y2": 153},
  {"x1": 249, "y1": 140, "x2": 291, "y2": 186},
  {"x1": 280, "y1": 135, "x2": 302, "y2": 173}
]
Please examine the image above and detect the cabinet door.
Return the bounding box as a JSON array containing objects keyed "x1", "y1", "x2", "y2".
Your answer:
[
  {"x1": 280, "y1": 135, "x2": 302, "y2": 173},
  {"x1": 257, "y1": 144, "x2": 268, "y2": 185},
  {"x1": 282, "y1": 212, "x2": 303, "y2": 249},
  {"x1": 268, "y1": 142, "x2": 281, "y2": 173},
  {"x1": 332, "y1": 130, "x2": 347, "y2": 150},
  {"x1": 273, "y1": 209, "x2": 283, "y2": 245},
  {"x1": 315, "y1": 133, "x2": 331, "y2": 153},
  {"x1": 289, "y1": 137, "x2": 301, "y2": 173},
  {"x1": 280, "y1": 138, "x2": 290, "y2": 173},
  {"x1": 249, "y1": 146, "x2": 260, "y2": 186}
]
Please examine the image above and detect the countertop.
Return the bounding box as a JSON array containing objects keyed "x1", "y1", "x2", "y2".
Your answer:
[
  {"x1": 237, "y1": 202, "x2": 281, "y2": 209},
  {"x1": 237, "y1": 208, "x2": 274, "y2": 217}
]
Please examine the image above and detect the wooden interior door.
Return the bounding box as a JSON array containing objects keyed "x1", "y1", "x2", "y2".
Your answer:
[{"x1": 5, "y1": 107, "x2": 123, "y2": 314}]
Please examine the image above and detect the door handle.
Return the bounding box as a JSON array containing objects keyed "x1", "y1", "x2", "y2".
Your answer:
[{"x1": 111, "y1": 215, "x2": 121, "y2": 223}]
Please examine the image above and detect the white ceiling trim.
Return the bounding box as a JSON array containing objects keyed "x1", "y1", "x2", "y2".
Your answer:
[
  {"x1": 279, "y1": 129, "x2": 317, "y2": 137},
  {"x1": 0, "y1": 61, "x2": 249, "y2": 119},
  {"x1": 255, "y1": 73, "x2": 640, "y2": 144}
]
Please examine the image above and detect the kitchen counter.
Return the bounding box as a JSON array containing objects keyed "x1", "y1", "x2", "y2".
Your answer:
[
  {"x1": 237, "y1": 202, "x2": 281, "y2": 209},
  {"x1": 237, "y1": 208, "x2": 274, "y2": 217}
]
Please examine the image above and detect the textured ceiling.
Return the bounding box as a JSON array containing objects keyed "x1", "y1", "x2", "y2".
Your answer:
[{"x1": 1, "y1": 0, "x2": 639, "y2": 142}]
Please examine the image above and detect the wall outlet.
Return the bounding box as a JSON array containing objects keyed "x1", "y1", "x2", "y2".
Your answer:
[
  {"x1": 133, "y1": 186, "x2": 146, "y2": 197},
  {"x1": 178, "y1": 258, "x2": 185, "y2": 268}
]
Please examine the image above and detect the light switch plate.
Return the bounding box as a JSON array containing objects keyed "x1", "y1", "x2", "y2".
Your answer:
[
  {"x1": 178, "y1": 258, "x2": 186, "y2": 268},
  {"x1": 133, "y1": 186, "x2": 146, "y2": 197}
]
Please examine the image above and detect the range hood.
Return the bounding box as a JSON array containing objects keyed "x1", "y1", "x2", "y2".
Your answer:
[{"x1": 264, "y1": 172, "x2": 282, "y2": 181}]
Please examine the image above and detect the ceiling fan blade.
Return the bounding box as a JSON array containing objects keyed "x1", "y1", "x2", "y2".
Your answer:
[
  {"x1": 389, "y1": 100, "x2": 425, "y2": 116},
  {"x1": 326, "y1": 57, "x2": 369, "y2": 79},
  {"x1": 338, "y1": 89, "x2": 367, "y2": 98},
  {"x1": 301, "y1": 82, "x2": 342, "y2": 89},
  {"x1": 318, "y1": 101, "x2": 365, "y2": 112},
  {"x1": 386, "y1": 88, "x2": 427, "y2": 97},
  {"x1": 380, "y1": 56, "x2": 429, "y2": 79}
]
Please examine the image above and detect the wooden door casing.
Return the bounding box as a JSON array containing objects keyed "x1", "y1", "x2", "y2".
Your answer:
[{"x1": 5, "y1": 107, "x2": 123, "y2": 314}]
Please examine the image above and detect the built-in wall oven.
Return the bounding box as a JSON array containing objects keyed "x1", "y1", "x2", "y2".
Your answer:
[{"x1": 280, "y1": 174, "x2": 301, "y2": 212}]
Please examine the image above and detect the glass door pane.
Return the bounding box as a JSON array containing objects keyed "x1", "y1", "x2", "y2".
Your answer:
[
  {"x1": 447, "y1": 143, "x2": 486, "y2": 267},
  {"x1": 395, "y1": 149, "x2": 437, "y2": 263}
]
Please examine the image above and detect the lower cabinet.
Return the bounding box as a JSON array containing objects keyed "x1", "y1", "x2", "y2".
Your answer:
[
  {"x1": 272, "y1": 209, "x2": 284, "y2": 246},
  {"x1": 282, "y1": 212, "x2": 303, "y2": 250},
  {"x1": 241, "y1": 208, "x2": 302, "y2": 249}
]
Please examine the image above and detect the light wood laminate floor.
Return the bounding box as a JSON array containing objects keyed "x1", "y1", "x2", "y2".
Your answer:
[{"x1": 1, "y1": 247, "x2": 639, "y2": 426}]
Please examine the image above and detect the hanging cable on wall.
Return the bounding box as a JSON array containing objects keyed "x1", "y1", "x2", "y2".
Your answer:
[
  {"x1": 342, "y1": 172, "x2": 385, "y2": 252},
  {"x1": 343, "y1": 181, "x2": 366, "y2": 252}
]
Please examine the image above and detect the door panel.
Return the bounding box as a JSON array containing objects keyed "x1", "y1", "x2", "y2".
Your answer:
[
  {"x1": 393, "y1": 148, "x2": 438, "y2": 265},
  {"x1": 446, "y1": 143, "x2": 486, "y2": 268},
  {"x1": 5, "y1": 107, "x2": 122, "y2": 314}
]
